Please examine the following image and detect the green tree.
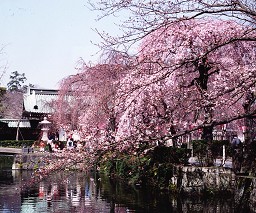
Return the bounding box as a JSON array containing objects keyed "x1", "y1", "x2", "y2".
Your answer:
[
  {"x1": 0, "y1": 87, "x2": 7, "y2": 118},
  {"x1": 6, "y1": 71, "x2": 28, "y2": 140},
  {"x1": 7, "y1": 71, "x2": 27, "y2": 92}
]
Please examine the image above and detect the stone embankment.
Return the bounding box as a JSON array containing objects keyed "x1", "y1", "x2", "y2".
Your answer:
[
  {"x1": 13, "y1": 153, "x2": 50, "y2": 170},
  {"x1": 12, "y1": 152, "x2": 88, "y2": 171},
  {"x1": 171, "y1": 166, "x2": 235, "y2": 195},
  {"x1": 13, "y1": 151, "x2": 91, "y2": 191},
  {"x1": 170, "y1": 165, "x2": 256, "y2": 210}
]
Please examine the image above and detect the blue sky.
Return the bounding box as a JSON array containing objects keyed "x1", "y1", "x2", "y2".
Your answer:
[{"x1": 0, "y1": 0, "x2": 121, "y2": 89}]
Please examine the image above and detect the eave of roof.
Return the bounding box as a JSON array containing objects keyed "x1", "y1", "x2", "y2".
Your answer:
[{"x1": 0, "y1": 119, "x2": 31, "y2": 128}]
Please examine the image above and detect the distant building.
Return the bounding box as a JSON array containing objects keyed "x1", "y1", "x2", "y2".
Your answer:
[
  {"x1": 22, "y1": 87, "x2": 58, "y2": 120},
  {"x1": 0, "y1": 118, "x2": 31, "y2": 140},
  {"x1": 0, "y1": 87, "x2": 59, "y2": 141},
  {"x1": 22, "y1": 87, "x2": 59, "y2": 140}
]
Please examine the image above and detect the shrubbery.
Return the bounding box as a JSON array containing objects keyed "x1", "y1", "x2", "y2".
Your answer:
[
  {"x1": 0, "y1": 140, "x2": 34, "y2": 148},
  {"x1": 98, "y1": 141, "x2": 230, "y2": 189},
  {"x1": 192, "y1": 140, "x2": 232, "y2": 159},
  {"x1": 98, "y1": 146, "x2": 190, "y2": 189}
]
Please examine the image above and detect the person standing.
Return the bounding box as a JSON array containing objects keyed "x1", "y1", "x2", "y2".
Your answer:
[
  {"x1": 39, "y1": 141, "x2": 45, "y2": 152},
  {"x1": 231, "y1": 135, "x2": 243, "y2": 174},
  {"x1": 67, "y1": 137, "x2": 74, "y2": 150},
  {"x1": 47, "y1": 139, "x2": 53, "y2": 153}
]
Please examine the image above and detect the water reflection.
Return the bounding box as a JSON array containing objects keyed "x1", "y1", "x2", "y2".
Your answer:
[
  {"x1": 0, "y1": 169, "x2": 22, "y2": 213},
  {"x1": 0, "y1": 159, "x2": 238, "y2": 212},
  {"x1": 17, "y1": 171, "x2": 136, "y2": 213}
]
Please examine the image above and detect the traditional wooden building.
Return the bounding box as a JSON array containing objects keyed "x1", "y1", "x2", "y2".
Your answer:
[
  {"x1": 0, "y1": 87, "x2": 59, "y2": 141},
  {"x1": 22, "y1": 87, "x2": 59, "y2": 140},
  {"x1": 0, "y1": 118, "x2": 32, "y2": 140},
  {"x1": 22, "y1": 87, "x2": 58, "y2": 120}
]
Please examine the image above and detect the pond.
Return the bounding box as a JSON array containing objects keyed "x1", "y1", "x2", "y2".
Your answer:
[{"x1": 0, "y1": 155, "x2": 237, "y2": 213}]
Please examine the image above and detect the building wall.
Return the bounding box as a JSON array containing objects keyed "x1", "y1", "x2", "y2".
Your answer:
[{"x1": 0, "y1": 127, "x2": 40, "y2": 141}]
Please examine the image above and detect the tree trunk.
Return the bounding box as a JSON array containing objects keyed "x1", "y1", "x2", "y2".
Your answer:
[
  {"x1": 202, "y1": 125, "x2": 214, "y2": 166},
  {"x1": 233, "y1": 90, "x2": 255, "y2": 210},
  {"x1": 234, "y1": 177, "x2": 252, "y2": 212},
  {"x1": 195, "y1": 57, "x2": 215, "y2": 166},
  {"x1": 240, "y1": 91, "x2": 256, "y2": 175},
  {"x1": 16, "y1": 119, "x2": 20, "y2": 141},
  {"x1": 106, "y1": 112, "x2": 116, "y2": 145}
]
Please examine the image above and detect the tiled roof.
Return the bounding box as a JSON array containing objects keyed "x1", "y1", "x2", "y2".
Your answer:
[
  {"x1": 23, "y1": 88, "x2": 59, "y2": 114},
  {"x1": 0, "y1": 119, "x2": 31, "y2": 128}
]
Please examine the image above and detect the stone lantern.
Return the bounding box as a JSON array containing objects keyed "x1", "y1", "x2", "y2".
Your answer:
[{"x1": 39, "y1": 117, "x2": 51, "y2": 142}]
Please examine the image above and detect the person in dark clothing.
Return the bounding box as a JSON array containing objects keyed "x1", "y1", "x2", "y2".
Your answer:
[
  {"x1": 231, "y1": 136, "x2": 243, "y2": 174},
  {"x1": 232, "y1": 136, "x2": 242, "y2": 149},
  {"x1": 47, "y1": 140, "x2": 53, "y2": 153}
]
